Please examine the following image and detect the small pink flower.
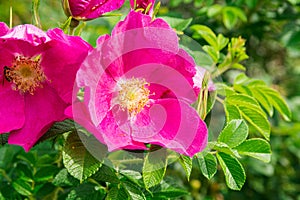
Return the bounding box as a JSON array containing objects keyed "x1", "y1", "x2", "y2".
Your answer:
[
  {"x1": 73, "y1": 11, "x2": 208, "y2": 157},
  {"x1": 129, "y1": 0, "x2": 155, "y2": 15},
  {"x1": 0, "y1": 23, "x2": 91, "y2": 151},
  {"x1": 62, "y1": 0, "x2": 125, "y2": 20}
]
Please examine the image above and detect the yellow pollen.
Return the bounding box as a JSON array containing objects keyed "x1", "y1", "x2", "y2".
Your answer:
[
  {"x1": 117, "y1": 78, "x2": 150, "y2": 116},
  {"x1": 4, "y1": 56, "x2": 47, "y2": 95}
]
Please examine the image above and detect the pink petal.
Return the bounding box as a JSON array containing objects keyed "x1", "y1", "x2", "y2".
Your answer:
[
  {"x1": 66, "y1": 102, "x2": 105, "y2": 144},
  {"x1": 131, "y1": 99, "x2": 208, "y2": 157},
  {"x1": 98, "y1": 106, "x2": 147, "y2": 151},
  {"x1": 0, "y1": 84, "x2": 25, "y2": 133},
  {"x1": 0, "y1": 22, "x2": 9, "y2": 36},
  {"x1": 1, "y1": 24, "x2": 50, "y2": 46},
  {"x1": 8, "y1": 85, "x2": 68, "y2": 151},
  {"x1": 43, "y1": 28, "x2": 91, "y2": 104},
  {"x1": 193, "y1": 66, "x2": 215, "y2": 91},
  {"x1": 68, "y1": 0, "x2": 125, "y2": 20}
]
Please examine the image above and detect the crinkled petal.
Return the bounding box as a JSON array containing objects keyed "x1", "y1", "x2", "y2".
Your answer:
[
  {"x1": 65, "y1": 102, "x2": 105, "y2": 144},
  {"x1": 131, "y1": 99, "x2": 208, "y2": 157},
  {"x1": 8, "y1": 85, "x2": 68, "y2": 151},
  {"x1": 0, "y1": 84, "x2": 25, "y2": 133},
  {"x1": 98, "y1": 106, "x2": 147, "y2": 151},
  {"x1": 1, "y1": 24, "x2": 50, "y2": 46},
  {"x1": 69, "y1": 0, "x2": 125, "y2": 20},
  {"x1": 0, "y1": 22, "x2": 9, "y2": 36},
  {"x1": 193, "y1": 66, "x2": 215, "y2": 91},
  {"x1": 43, "y1": 28, "x2": 91, "y2": 103}
]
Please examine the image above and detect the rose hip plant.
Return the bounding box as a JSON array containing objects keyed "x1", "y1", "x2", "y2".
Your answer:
[{"x1": 0, "y1": 0, "x2": 292, "y2": 199}]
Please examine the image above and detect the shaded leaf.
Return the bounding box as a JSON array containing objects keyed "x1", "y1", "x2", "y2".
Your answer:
[{"x1": 63, "y1": 132, "x2": 102, "y2": 181}]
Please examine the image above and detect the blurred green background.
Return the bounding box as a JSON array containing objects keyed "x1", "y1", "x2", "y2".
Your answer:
[{"x1": 0, "y1": 0, "x2": 299, "y2": 199}]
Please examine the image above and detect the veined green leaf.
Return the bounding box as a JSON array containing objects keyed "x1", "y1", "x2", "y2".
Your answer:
[
  {"x1": 250, "y1": 88, "x2": 274, "y2": 116},
  {"x1": 106, "y1": 186, "x2": 128, "y2": 200},
  {"x1": 93, "y1": 165, "x2": 119, "y2": 184},
  {"x1": 63, "y1": 132, "x2": 102, "y2": 181},
  {"x1": 196, "y1": 153, "x2": 217, "y2": 179},
  {"x1": 226, "y1": 94, "x2": 260, "y2": 108},
  {"x1": 190, "y1": 25, "x2": 218, "y2": 49},
  {"x1": 258, "y1": 87, "x2": 292, "y2": 121},
  {"x1": 234, "y1": 139, "x2": 272, "y2": 162},
  {"x1": 122, "y1": 180, "x2": 146, "y2": 200},
  {"x1": 239, "y1": 106, "x2": 270, "y2": 140},
  {"x1": 216, "y1": 152, "x2": 246, "y2": 190},
  {"x1": 143, "y1": 150, "x2": 167, "y2": 189},
  {"x1": 160, "y1": 16, "x2": 192, "y2": 31},
  {"x1": 203, "y1": 45, "x2": 219, "y2": 62},
  {"x1": 218, "y1": 119, "x2": 248, "y2": 148},
  {"x1": 224, "y1": 103, "x2": 242, "y2": 122},
  {"x1": 178, "y1": 155, "x2": 192, "y2": 181}
]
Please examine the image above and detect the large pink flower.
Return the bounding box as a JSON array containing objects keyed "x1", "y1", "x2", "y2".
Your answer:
[
  {"x1": 0, "y1": 23, "x2": 91, "y2": 151},
  {"x1": 62, "y1": 0, "x2": 125, "y2": 20},
  {"x1": 72, "y1": 11, "x2": 208, "y2": 157}
]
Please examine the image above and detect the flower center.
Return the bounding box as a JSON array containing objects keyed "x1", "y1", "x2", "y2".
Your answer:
[
  {"x1": 116, "y1": 78, "x2": 150, "y2": 116},
  {"x1": 4, "y1": 56, "x2": 47, "y2": 95}
]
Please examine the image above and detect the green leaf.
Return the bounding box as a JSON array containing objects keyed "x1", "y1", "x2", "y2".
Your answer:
[
  {"x1": 217, "y1": 34, "x2": 229, "y2": 51},
  {"x1": 34, "y1": 166, "x2": 58, "y2": 182},
  {"x1": 218, "y1": 119, "x2": 248, "y2": 148},
  {"x1": 250, "y1": 89, "x2": 274, "y2": 116},
  {"x1": 66, "y1": 183, "x2": 106, "y2": 200},
  {"x1": 160, "y1": 16, "x2": 192, "y2": 31},
  {"x1": 239, "y1": 106, "x2": 270, "y2": 140},
  {"x1": 0, "y1": 192, "x2": 5, "y2": 200},
  {"x1": 143, "y1": 150, "x2": 167, "y2": 189},
  {"x1": 224, "y1": 103, "x2": 241, "y2": 122},
  {"x1": 106, "y1": 185, "x2": 128, "y2": 200},
  {"x1": 92, "y1": 164, "x2": 120, "y2": 184},
  {"x1": 0, "y1": 133, "x2": 9, "y2": 145},
  {"x1": 216, "y1": 152, "x2": 246, "y2": 190},
  {"x1": 12, "y1": 179, "x2": 32, "y2": 196},
  {"x1": 234, "y1": 139, "x2": 271, "y2": 162},
  {"x1": 226, "y1": 94, "x2": 260, "y2": 107},
  {"x1": 207, "y1": 4, "x2": 223, "y2": 18},
  {"x1": 225, "y1": 94, "x2": 270, "y2": 140},
  {"x1": 258, "y1": 87, "x2": 292, "y2": 121},
  {"x1": 203, "y1": 45, "x2": 219, "y2": 62},
  {"x1": 196, "y1": 153, "x2": 217, "y2": 179},
  {"x1": 190, "y1": 25, "x2": 218, "y2": 49},
  {"x1": 122, "y1": 180, "x2": 146, "y2": 200},
  {"x1": 222, "y1": 7, "x2": 238, "y2": 29},
  {"x1": 178, "y1": 155, "x2": 192, "y2": 181},
  {"x1": 63, "y1": 132, "x2": 102, "y2": 181},
  {"x1": 147, "y1": 179, "x2": 189, "y2": 199},
  {"x1": 52, "y1": 169, "x2": 80, "y2": 187}
]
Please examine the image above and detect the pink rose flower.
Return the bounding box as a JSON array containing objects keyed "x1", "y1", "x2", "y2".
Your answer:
[
  {"x1": 0, "y1": 23, "x2": 91, "y2": 151},
  {"x1": 71, "y1": 11, "x2": 208, "y2": 157},
  {"x1": 129, "y1": 0, "x2": 155, "y2": 15},
  {"x1": 62, "y1": 0, "x2": 125, "y2": 20}
]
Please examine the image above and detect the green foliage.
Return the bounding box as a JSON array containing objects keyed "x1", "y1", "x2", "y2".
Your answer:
[
  {"x1": 62, "y1": 132, "x2": 102, "y2": 181},
  {"x1": 142, "y1": 150, "x2": 168, "y2": 189}
]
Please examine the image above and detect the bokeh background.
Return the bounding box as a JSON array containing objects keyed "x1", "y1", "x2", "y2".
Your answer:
[{"x1": 0, "y1": 0, "x2": 299, "y2": 199}]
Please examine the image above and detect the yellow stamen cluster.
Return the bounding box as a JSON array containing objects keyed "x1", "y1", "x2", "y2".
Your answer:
[
  {"x1": 4, "y1": 56, "x2": 47, "y2": 95},
  {"x1": 117, "y1": 78, "x2": 150, "y2": 116}
]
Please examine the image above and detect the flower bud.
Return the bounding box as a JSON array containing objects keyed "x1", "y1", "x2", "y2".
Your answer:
[
  {"x1": 130, "y1": 0, "x2": 155, "y2": 14},
  {"x1": 62, "y1": 0, "x2": 125, "y2": 20}
]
